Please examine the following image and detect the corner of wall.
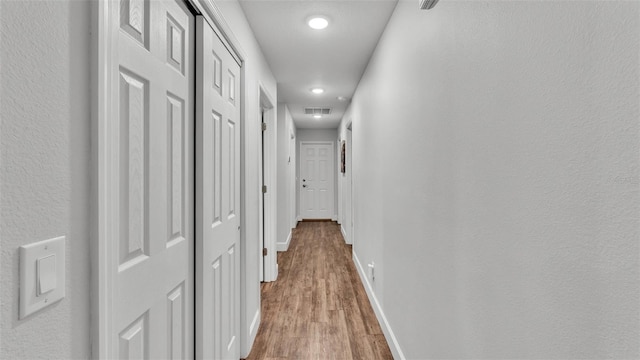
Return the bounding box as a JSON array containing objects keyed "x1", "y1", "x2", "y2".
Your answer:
[{"x1": 276, "y1": 229, "x2": 292, "y2": 252}]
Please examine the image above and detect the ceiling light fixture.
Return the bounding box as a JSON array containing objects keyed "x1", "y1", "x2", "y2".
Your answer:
[
  {"x1": 337, "y1": 96, "x2": 348, "y2": 102},
  {"x1": 313, "y1": 114, "x2": 322, "y2": 119},
  {"x1": 311, "y1": 88, "x2": 324, "y2": 94},
  {"x1": 308, "y1": 16, "x2": 329, "y2": 30}
]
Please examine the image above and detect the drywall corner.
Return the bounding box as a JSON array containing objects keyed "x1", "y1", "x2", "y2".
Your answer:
[{"x1": 276, "y1": 230, "x2": 292, "y2": 252}]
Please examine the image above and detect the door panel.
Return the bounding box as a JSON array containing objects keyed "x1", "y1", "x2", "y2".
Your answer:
[
  {"x1": 300, "y1": 142, "x2": 334, "y2": 219},
  {"x1": 115, "y1": 0, "x2": 195, "y2": 359},
  {"x1": 196, "y1": 17, "x2": 241, "y2": 360}
]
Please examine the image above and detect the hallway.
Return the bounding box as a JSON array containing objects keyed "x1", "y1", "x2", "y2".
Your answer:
[
  {"x1": 1, "y1": 0, "x2": 639, "y2": 358},
  {"x1": 246, "y1": 221, "x2": 392, "y2": 360}
]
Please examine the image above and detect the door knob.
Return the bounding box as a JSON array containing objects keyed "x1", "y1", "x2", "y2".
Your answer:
[
  {"x1": 303, "y1": 179, "x2": 306, "y2": 182},
  {"x1": 302, "y1": 184, "x2": 307, "y2": 188}
]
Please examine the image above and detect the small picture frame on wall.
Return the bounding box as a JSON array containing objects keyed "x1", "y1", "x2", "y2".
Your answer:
[{"x1": 341, "y1": 140, "x2": 346, "y2": 173}]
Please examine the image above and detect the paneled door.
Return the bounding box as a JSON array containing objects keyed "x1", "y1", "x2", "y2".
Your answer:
[
  {"x1": 195, "y1": 17, "x2": 241, "y2": 360},
  {"x1": 114, "y1": 0, "x2": 194, "y2": 358},
  {"x1": 300, "y1": 142, "x2": 335, "y2": 219}
]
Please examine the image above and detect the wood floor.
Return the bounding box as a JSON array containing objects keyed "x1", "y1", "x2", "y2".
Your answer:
[{"x1": 244, "y1": 221, "x2": 393, "y2": 360}]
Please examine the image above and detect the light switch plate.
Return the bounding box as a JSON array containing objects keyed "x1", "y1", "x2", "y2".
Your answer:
[{"x1": 19, "y1": 236, "x2": 65, "y2": 319}]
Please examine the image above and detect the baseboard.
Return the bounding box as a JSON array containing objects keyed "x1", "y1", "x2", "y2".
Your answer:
[
  {"x1": 248, "y1": 309, "x2": 260, "y2": 349},
  {"x1": 340, "y1": 225, "x2": 348, "y2": 243},
  {"x1": 332, "y1": 214, "x2": 338, "y2": 221},
  {"x1": 277, "y1": 230, "x2": 292, "y2": 252},
  {"x1": 352, "y1": 251, "x2": 405, "y2": 360}
]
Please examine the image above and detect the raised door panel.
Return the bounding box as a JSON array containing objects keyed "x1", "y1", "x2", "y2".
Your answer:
[
  {"x1": 212, "y1": 111, "x2": 222, "y2": 227},
  {"x1": 167, "y1": 283, "x2": 185, "y2": 359},
  {"x1": 119, "y1": 313, "x2": 148, "y2": 360},
  {"x1": 118, "y1": 69, "x2": 149, "y2": 270},
  {"x1": 167, "y1": 93, "x2": 185, "y2": 247},
  {"x1": 120, "y1": 0, "x2": 149, "y2": 49}
]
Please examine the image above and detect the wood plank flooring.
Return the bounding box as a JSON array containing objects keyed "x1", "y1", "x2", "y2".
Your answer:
[{"x1": 244, "y1": 221, "x2": 393, "y2": 360}]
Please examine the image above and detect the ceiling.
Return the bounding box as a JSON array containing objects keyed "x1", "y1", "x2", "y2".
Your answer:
[{"x1": 239, "y1": 0, "x2": 398, "y2": 129}]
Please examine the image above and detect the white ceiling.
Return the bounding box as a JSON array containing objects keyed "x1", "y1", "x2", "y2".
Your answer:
[{"x1": 239, "y1": 0, "x2": 398, "y2": 129}]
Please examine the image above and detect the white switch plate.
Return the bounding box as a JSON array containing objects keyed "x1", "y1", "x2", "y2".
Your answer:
[{"x1": 19, "y1": 236, "x2": 65, "y2": 319}]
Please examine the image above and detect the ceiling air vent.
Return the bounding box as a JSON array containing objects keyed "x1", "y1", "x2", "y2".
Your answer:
[
  {"x1": 419, "y1": 0, "x2": 439, "y2": 10},
  {"x1": 304, "y1": 108, "x2": 332, "y2": 116}
]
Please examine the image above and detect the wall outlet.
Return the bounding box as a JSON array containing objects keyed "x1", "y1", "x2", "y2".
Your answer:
[{"x1": 368, "y1": 261, "x2": 375, "y2": 281}]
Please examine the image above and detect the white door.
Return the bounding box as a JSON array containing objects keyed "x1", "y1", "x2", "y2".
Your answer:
[
  {"x1": 300, "y1": 142, "x2": 335, "y2": 219},
  {"x1": 196, "y1": 17, "x2": 241, "y2": 360},
  {"x1": 114, "y1": 0, "x2": 194, "y2": 358}
]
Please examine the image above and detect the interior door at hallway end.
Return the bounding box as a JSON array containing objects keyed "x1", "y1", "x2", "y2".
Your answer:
[
  {"x1": 300, "y1": 142, "x2": 335, "y2": 219},
  {"x1": 195, "y1": 16, "x2": 241, "y2": 360},
  {"x1": 112, "y1": 0, "x2": 194, "y2": 358}
]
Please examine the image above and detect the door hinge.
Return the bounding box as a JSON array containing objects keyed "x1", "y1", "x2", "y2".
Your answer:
[
  {"x1": 262, "y1": 185, "x2": 267, "y2": 193},
  {"x1": 263, "y1": 248, "x2": 268, "y2": 256},
  {"x1": 262, "y1": 122, "x2": 267, "y2": 131}
]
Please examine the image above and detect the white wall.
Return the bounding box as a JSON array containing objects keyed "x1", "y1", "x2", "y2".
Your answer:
[
  {"x1": 0, "y1": 1, "x2": 92, "y2": 358},
  {"x1": 215, "y1": 1, "x2": 278, "y2": 357},
  {"x1": 340, "y1": 1, "x2": 640, "y2": 358},
  {"x1": 296, "y1": 128, "x2": 339, "y2": 219},
  {"x1": 276, "y1": 104, "x2": 296, "y2": 251}
]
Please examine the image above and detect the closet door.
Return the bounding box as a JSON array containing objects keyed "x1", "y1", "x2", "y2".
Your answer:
[
  {"x1": 195, "y1": 16, "x2": 241, "y2": 360},
  {"x1": 114, "y1": 0, "x2": 195, "y2": 358}
]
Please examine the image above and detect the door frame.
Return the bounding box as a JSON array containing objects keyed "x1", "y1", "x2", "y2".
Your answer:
[
  {"x1": 298, "y1": 140, "x2": 336, "y2": 220},
  {"x1": 258, "y1": 84, "x2": 277, "y2": 282},
  {"x1": 346, "y1": 122, "x2": 354, "y2": 245},
  {"x1": 91, "y1": 0, "x2": 248, "y2": 357}
]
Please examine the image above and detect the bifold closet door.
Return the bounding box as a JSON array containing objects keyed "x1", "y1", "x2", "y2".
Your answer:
[
  {"x1": 195, "y1": 16, "x2": 242, "y2": 360},
  {"x1": 114, "y1": 0, "x2": 195, "y2": 358}
]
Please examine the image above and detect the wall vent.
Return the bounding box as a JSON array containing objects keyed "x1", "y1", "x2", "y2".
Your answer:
[
  {"x1": 419, "y1": 0, "x2": 439, "y2": 10},
  {"x1": 304, "y1": 107, "x2": 332, "y2": 115}
]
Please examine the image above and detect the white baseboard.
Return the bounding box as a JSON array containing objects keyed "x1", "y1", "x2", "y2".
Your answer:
[
  {"x1": 332, "y1": 214, "x2": 338, "y2": 221},
  {"x1": 297, "y1": 215, "x2": 302, "y2": 221},
  {"x1": 353, "y1": 251, "x2": 405, "y2": 360},
  {"x1": 242, "y1": 308, "x2": 260, "y2": 358},
  {"x1": 249, "y1": 309, "x2": 260, "y2": 346},
  {"x1": 277, "y1": 230, "x2": 292, "y2": 252},
  {"x1": 340, "y1": 225, "x2": 347, "y2": 242}
]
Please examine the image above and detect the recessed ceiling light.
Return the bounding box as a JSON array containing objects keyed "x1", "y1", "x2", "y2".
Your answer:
[
  {"x1": 311, "y1": 88, "x2": 324, "y2": 94},
  {"x1": 308, "y1": 17, "x2": 329, "y2": 30},
  {"x1": 337, "y1": 96, "x2": 349, "y2": 102},
  {"x1": 313, "y1": 114, "x2": 322, "y2": 119}
]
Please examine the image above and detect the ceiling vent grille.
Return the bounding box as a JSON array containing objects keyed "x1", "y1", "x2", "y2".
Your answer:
[
  {"x1": 304, "y1": 108, "x2": 332, "y2": 115},
  {"x1": 419, "y1": 0, "x2": 439, "y2": 10}
]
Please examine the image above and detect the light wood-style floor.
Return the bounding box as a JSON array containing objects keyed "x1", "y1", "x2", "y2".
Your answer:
[{"x1": 244, "y1": 221, "x2": 393, "y2": 360}]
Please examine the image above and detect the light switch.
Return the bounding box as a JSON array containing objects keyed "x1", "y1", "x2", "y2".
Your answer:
[
  {"x1": 37, "y1": 254, "x2": 57, "y2": 295},
  {"x1": 20, "y1": 236, "x2": 65, "y2": 319}
]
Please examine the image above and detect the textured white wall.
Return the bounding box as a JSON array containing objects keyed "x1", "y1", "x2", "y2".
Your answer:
[
  {"x1": 296, "y1": 129, "x2": 339, "y2": 219},
  {"x1": 215, "y1": 1, "x2": 278, "y2": 357},
  {"x1": 0, "y1": 1, "x2": 91, "y2": 359},
  {"x1": 342, "y1": 0, "x2": 640, "y2": 358},
  {"x1": 276, "y1": 104, "x2": 296, "y2": 249}
]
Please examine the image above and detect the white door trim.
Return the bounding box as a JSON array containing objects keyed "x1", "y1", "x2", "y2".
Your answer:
[
  {"x1": 259, "y1": 84, "x2": 278, "y2": 282},
  {"x1": 91, "y1": 1, "x2": 250, "y2": 358}
]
